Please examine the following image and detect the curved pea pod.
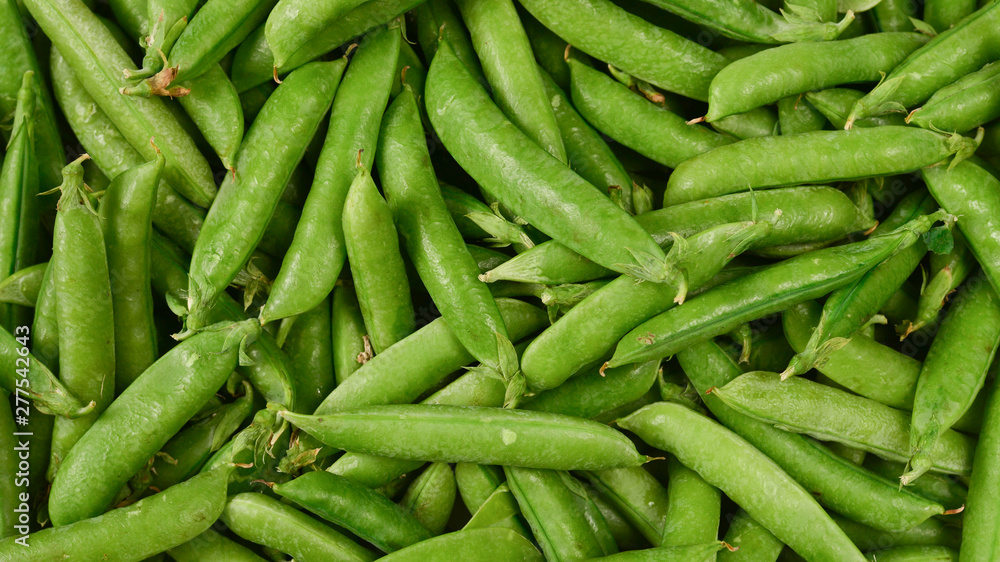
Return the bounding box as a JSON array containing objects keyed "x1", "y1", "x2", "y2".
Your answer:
[
  {"x1": 128, "y1": 0, "x2": 200, "y2": 81},
  {"x1": 582, "y1": 467, "x2": 669, "y2": 546},
  {"x1": 664, "y1": 127, "x2": 978, "y2": 206},
  {"x1": 0, "y1": 0, "x2": 65, "y2": 192},
  {"x1": 845, "y1": 2, "x2": 1000, "y2": 127},
  {"x1": 863, "y1": 456, "x2": 967, "y2": 511},
  {"x1": 569, "y1": 59, "x2": 733, "y2": 170},
  {"x1": 864, "y1": 546, "x2": 958, "y2": 561},
  {"x1": 463, "y1": 481, "x2": 532, "y2": 537},
  {"x1": 661, "y1": 456, "x2": 721, "y2": 551},
  {"x1": 904, "y1": 279, "x2": 1000, "y2": 484},
  {"x1": 262, "y1": 25, "x2": 400, "y2": 324},
  {"x1": 22, "y1": 0, "x2": 216, "y2": 208},
  {"x1": 400, "y1": 462, "x2": 456, "y2": 535},
  {"x1": 923, "y1": 160, "x2": 1000, "y2": 295},
  {"x1": 48, "y1": 319, "x2": 260, "y2": 526},
  {"x1": 441, "y1": 183, "x2": 532, "y2": 248},
  {"x1": 378, "y1": 527, "x2": 543, "y2": 562},
  {"x1": 457, "y1": 464, "x2": 506, "y2": 514},
  {"x1": 187, "y1": 59, "x2": 346, "y2": 320},
  {"x1": 331, "y1": 282, "x2": 367, "y2": 385},
  {"x1": 168, "y1": 529, "x2": 267, "y2": 562},
  {"x1": 506, "y1": 467, "x2": 618, "y2": 560},
  {"x1": 520, "y1": 361, "x2": 659, "y2": 420},
  {"x1": 710, "y1": 106, "x2": 779, "y2": 140},
  {"x1": 711, "y1": 372, "x2": 976, "y2": 476},
  {"x1": 519, "y1": 0, "x2": 728, "y2": 100},
  {"x1": 221, "y1": 493, "x2": 377, "y2": 562},
  {"x1": 428, "y1": 42, "x2": 669, "y2": 284},
  {"x1": 902, "y1": 230, "x2": 975, "y2": 336},
  {"x1": 342, "y1": 164, "x2": 414, "y2": 354},
  {"x1": 283, "y1": 297, "x2": 335, "y2": 414},
  {"x1": 706, "y1": 32, "x2": 926, "y2": 121},
  {"x1": 924, "y1": 0, "x2": 977, "y2": 31},
  {"x1": 908, "y1": 61, "x2": 1000, "y2": 133},
  {"x1": 834, "y1": 515, "x2": 962, "y2": 552},
  {"x1": 416, "y1": 0, "x2": 483, "y2": 79},
  {"x1": 175, "y1": 65, "x2": 244, "y2": 170},
  {"x1": 0, "y1": 262, "x2": 45, "y2": 307},
  {"x1": 229, "y1": 0, "x2": 423, "y2": 93},
  {"x1": 273, "y1": 471, "x2": 433, "y2": 553},
  {"x1": 48, "y1": 157, "x2": 116, "y2": 480},
  {"x1": 807, "y1": 87, "x2": 907, "y2": 130},
  {"x1": 484, "y1": 186, "x2": 873, "y2": 284},
  {"x1": 778, "y1": 95, "x2": 827, "y2": 135},
  {"x1": 588, "y1": 543, "x2": 730, "y2": 561},
  {"x1": 522, "y1": 218, "x2": 774, "y2": 391},
  {"x1": 608, "y1": 211, "x2": 946, "y2": 367},
  {"x1": 98, "y1": 153, "x2": 163, "y2": 393},
  {"x1": 619, "y1": 402, "x2": 866, "y2": 562},
  {"x1": 279, "y1": 404, "x2": 647, "y2": 470},
  {"x1": 265, "y1": 0, "x2": 366, "y2": 70},
  {"x1": 960, "y1": 376, "x2": 1000, "y2": 561},
  {"x1": 871, "y1": 0, "x2": 918, "y2": 31},
  {"x1": 781, "y1": 190, "x2": 938, "y2": 378},
  {"x1": 718, "y1": 510, "x2": 783, "y2": 562},
  {"x1": 0, "y1": 466, "x2": 232, "y2": 562},
  {"x1": 0, "y1": 326, "x2": 92, "y2": 417}
]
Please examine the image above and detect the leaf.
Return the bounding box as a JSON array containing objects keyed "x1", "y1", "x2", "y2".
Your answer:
[{"x1": 909, "y1": 17, "x2": 937, "y2": 36}]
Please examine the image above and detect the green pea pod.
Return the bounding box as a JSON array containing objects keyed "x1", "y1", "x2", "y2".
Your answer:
[
  {"x1": 456, "y1": 0, "x2": 566, "y2": 163},
  {"x1": 677, "y1": 340, "x2": 946, "y2": 532},
  {"x1": 863, "y1": 456, "x2": 967, "y2": 510},
  {"x1": 871, "y1": 0, "x2": 918, "y2": 31},
  {"x1": 506, "y1": 467, "x2": 618, "y2": 560},
  {"x1": 707, "y1": 32, "x2": 926, "y2": 121},
  {"x1": 262, "y1": 25, "x2": 399, "y2": 324},
  {"x1": 519, "y1": 0, "x2": 728, "y2": 100},
  {"x1": 0, "y1": 466, "x2": 233, "y2": 561},
  {"x1": 524, "y1": 218, "x2": 773, "y2": 390},
  {"x1": 0, "y1": 72, "x2": 38, "y2": 331},
  {"x1": 463, "y1": 482, "x2": 531, "y2": 536},
  {"x1": 150, "y1": 235, "x2": 296, "y2": 409},
  {"x1": 0, "y1": 262, "x2": 45, "y2": 307},
  {"x1": 718, "y1": 510, "x2": 783, "y2": 562},
  {"x1": 639, "y1": 0, "x2": 853, "y2": 42},
  {"x1": 221, "y1": 493, "x2": 377, "y2": 562},
  {"x1": 342, "y1": 164, "x2": 415, "y2": 354},
  {"x1": 587, "y1": 542, "x2": 730, "y2": 561},
  {"x1": 23, "y1": 0, "x2": 217, "y2": 208},
  {"x1": 280, "y1": 405, "x2": 646, "y2": 470},
  {"x1": 661, "y1": 456, "x2": 721, "y2": 552},
  {"x1": 378, "y1": 527, "x2": 543, "y2": 562},
  {"x1": 415, "y1": 0, "x2": 484, "y2": 81},
  {"x1": 441, "y1": 183, "x2": 526, "y2": 245},
  {"x1": 379, "y1": 88, "x2": 515, "y2": 379},
  {"x1": 664, "y1": 127, "x2": 978, "y2": 206},
  {"x1": 400, "y1": 462, "x2": 457, "y2": 535},
  {"x1": 129, "y1": 0, "x2": 200, "y2": 81},
  {"x1": 569, "y1": 59, "x2": 733, "y2": 170},
  {"x1": 98, "y1": 153, "x2": 163, "y2": 393},
  {"x1": 484, "y1": 186, "x2": 873, "y2": 285},
  {"x1": 961, "y1": 376, "x2": 1000, "y2": 561},
  {"x1": 923, "y1": 160, "x2": 1000, "y2": 296},
  {"x1": 49, "y1": 46, "x2": 206, "y2": 254},
  {"x1": 905, "y1": 278, "x2": 1000, "y2": 484},
  {"x1": 48, "y1": 157, "x2": 116, "y2": 481},
  {"x1": 457, "y1": 464, "x2": 506, "y2": 514},
  {"x1": 427, "y1": 42, "x2": 669, "y2": 284},
  {"x1": 273, "y1": 471, "x2": 433, "y2": 553},
  {"x1": 608, "y1": 210, "x2": 947, "y2": 367},
  {"x1": 520, "y1": 361, "x2": 659, "y2": 420},
  {"x1": 229, "y1": 0, "x2": 423, "y2": 93},
  {"x1": 187, "y1": 59, "x2": 346, "y2": 320},
  {"x1": 864, "y1": 546, "x2": 958, "y2": 562},
  {"x1": 711, "y1": 372, "x2": 976, "y2": 476},
  {"x1": 107, "y1": 0, "x2": 147, "y2": 38},
  {"x1": 834, "y1": 515, "x2": 961, "y2": 551},
  {"x1": 777, "y1": 95, "x2": 827, "y2": 135},
  {"x1": 908, "y1": 61, "x2": 1000, "y2": 133},
  {"x1": 283, "y1": 297, "x2": 335, "y2": 414},
  {"x1": 903, "y1": 230, "x2": 975, "y2": 336},
  {"x1": 265, "y1": 0, "x2": 367, "y2": 68},
  {"x1": 783, "y1": 190, "x2": 938, "y2": 378},
  {"x1": 806, "y1": 87, "x2": 908, "y2": 129},
  {"x1": 582, "y1": 467, "x2": 669, "y2": 547},
  {"x1": 0, "y1": 0, "x2": 65, "y2": 192},
  {"x1": 168, "y1": 529, "x2": 267, "y2": 562},
  {"x1": 710, "y1": 107, "x2": 779, "y2": 140},
  {"x1": 846, "y1": 2, "x2": 1000, "y2": 127},
  {"x1": 521, "y1": 8, "x2": 578, "y2": 91},
  {"x1": 175, "y1": 65, "x2": 245, "y2": 170},
  {"x1": 48, "y1": 319, "x2": 260, "y2": 525},
  {"x1": 924, "y1": 0, "x2": 977, "y2": 31},
  {"x1": 331, "y1": 282, "x2": 367, "y2": 385},
  {"x1": 620, "y1": 402, "x2": 866, "y2": 562}
]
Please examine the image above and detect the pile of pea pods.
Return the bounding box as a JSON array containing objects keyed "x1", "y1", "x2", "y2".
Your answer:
[{"x1": 3, "y1": 0, "x2": 1000, "y2": 560}]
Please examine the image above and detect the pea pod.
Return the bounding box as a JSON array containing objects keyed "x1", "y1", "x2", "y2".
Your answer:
[
  {"x1": 129, "y1": 0, "x2": 200, "y2": 81},
  {"x1": 484, "y1": 186, "x2": 873, "y2": 284},
  {"x1": 711, "y1": 372, "x2": 976, "y2": 476},
  {"x1": 428, "y1": 42, "x2": 669, "y2": 283},
  {"x1": 415, "y1": 0, "x2": 484, "y2": 81},
  {"x1": 619, "y1": 402, "x2": 866, "y2": 562},
  {"x1": 908, "y1": 61, "x2": 1000, "y2": 133},
  {"x1": 265, "y1": 0, "x2": 366, "y2": 69},
  {"x1": 777, "y1": 95, "x2": 827, "y2": 135},
  {"x1": 0, "y1": 262, "x2": 45, "y2": 307},
  {"x1": 961, "y1": 377, "x2": 1000, "y2": 561},
  {"x1": 806, "y1": 87, "x2": 908, "y2": 129},
  {"x1": 262, "y1": 25, "x2": 399, "y2": 324},
  {"x1": 22, "y1": 0, "x2": 217, "y2": 208},
  {"x1": 283, "y1": 297, "x2": 335, "y2": 414},
  {"x1": 400, "y1": 462, "x2": 456, "y2": 535},
  {"x1": 677, "y1": 340, "x2": 947, "y2": 532},
  {"x1": 863, "y1": 456, "x2": 967, "y2": 510},
  {"x1": 871, "y1": 0, "x2": 918, "y2": 32},
  {"x1": 609, "y1": 211, "x2": 946, "y2": 367},
  {"x1": 520, "y1": 361, "x2": 659, "y2": 420},
  {"x1": 221, "y1": 493, "x2": 377, "y2": 562},
  {"x1": 0, "y1": 0, "x2": 65, "y2": 191},
  {"x1": 378, "y1": 528, "x2": 543, "y2": 562},
  {"x1": 0, "y1": 467, "x2": 233, "y2": 561},
  {"x1": 1, "y1": 326, "x2": 93, "y2": 412},
  {"x1": 834, "y1": 515, "x2": 962, "y2": 552},
  {"x1": 280, "y1": 405, "x2": 646, "y2": 470},
  {"x1": 904, "y1": 279, "x2": 1000, "y2": 484},
  {"x1": 718, "y1": 510, "x2": 783, "y2": 562},
  {"x1": 664, "y1": 127, "x2": 978, "y2": 206},
  {"x1": 661, "y1": 456, "x2": 721, "y2": 552},
  {"x1": 904, "y1": 231, "x2": 975, "y2": 336},
  {"x1": 168, "y1": 529, "x2": 266, "y2": 562},
  {"x1": 331, "y1": 282, "x2": 367, "y2": 385},
  {"x1": 582, "y1": 467, "x2": 669, "y2": 547},
  {"x1": 924, "y1": 0, "x2": 977, "y2": 31},
  {"x1": 846, "y1": 2, "x2": 1000, "y2": 127},
  {"x1": 175, "y1": 65, "x2": 245, "y2": 170},
  {"x1": 706, "y1": 32, "x2": 927, "y2": 121},
  {"x1": 188, "y1": 59, "x2": 346, "y2": 320}
]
